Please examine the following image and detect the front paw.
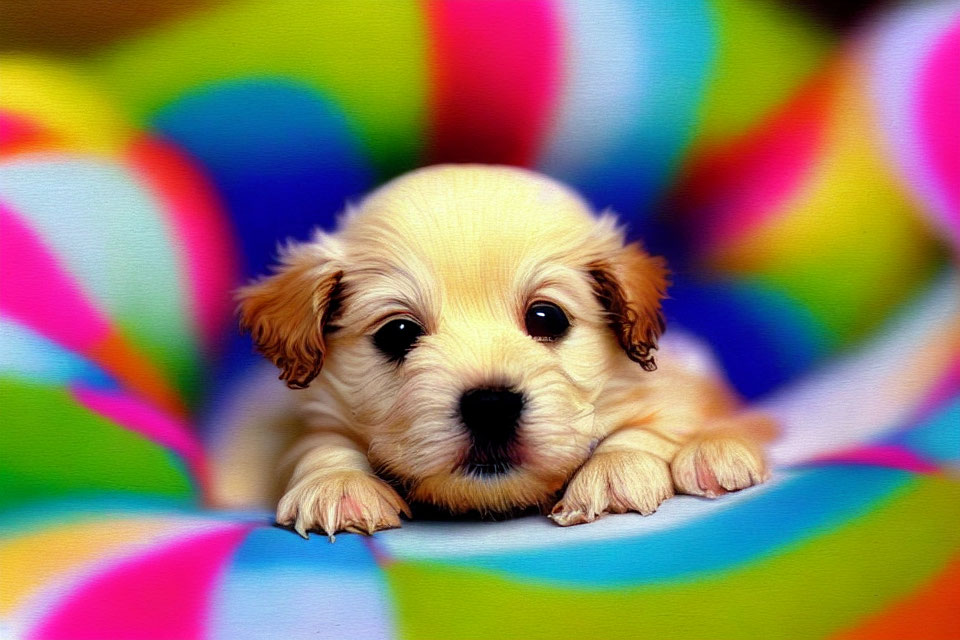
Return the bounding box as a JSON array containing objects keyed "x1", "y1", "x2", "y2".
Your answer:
[
  {"x1": 276, "y1": 471, "x2": 411, "y2": 540},
  {"x1": 671, "y1": 436, "x2": 769, "y2": 498},
  {"x1": 549, "y1": 451, "x2": 674, "y2": 526}
]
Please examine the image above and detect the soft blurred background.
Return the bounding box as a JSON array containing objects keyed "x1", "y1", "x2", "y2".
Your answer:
[{"x1": 1, "y1": 1, "x2": 958, "y2": 638}]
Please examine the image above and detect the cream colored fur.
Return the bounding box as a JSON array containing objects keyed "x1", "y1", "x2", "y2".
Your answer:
[{"x1": 237, "y1": 164, "x2": 775, "y2": 539}]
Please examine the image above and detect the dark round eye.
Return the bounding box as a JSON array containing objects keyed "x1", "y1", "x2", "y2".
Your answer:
[
  {"x1": 524, "y1": 302, "x2": 570, "y2": 341},
  {"x1": 373, "y1": 318, "x2": 425, "y2": 362}
]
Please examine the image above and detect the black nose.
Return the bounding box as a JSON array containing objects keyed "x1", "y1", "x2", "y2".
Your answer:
[{"x1": 459, "y1": 387, "x2": 524, "y2": 466}]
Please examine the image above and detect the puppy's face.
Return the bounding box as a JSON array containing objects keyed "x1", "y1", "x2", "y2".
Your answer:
[{"x1": 239, "y1": 165, "x2": 667, "y2": 514}]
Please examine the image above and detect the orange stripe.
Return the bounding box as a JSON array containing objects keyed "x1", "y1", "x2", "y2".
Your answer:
[
  {"x1": 89, "y1": 330, "x2": 186, "y2": 418},
  {"x1": 0, "y1": 518, "x2": 191, "y2": 615},
  {"x1": 832, "y1": 552, "x2": 960, "y2": 640}
]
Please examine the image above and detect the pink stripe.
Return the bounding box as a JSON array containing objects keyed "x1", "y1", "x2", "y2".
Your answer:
[
  {"x1": 31, "y1": 525, "x2": 251, "y2": 640},
  {"x1": 917, "y1": 17, "x2": 960, "y2": 243},
  {"x1": 425, "y1": 0, "x2": 562, "y2": 166},
  {"x1": 808, "y1": 445, "x2": 941, "y2": 474},
  {"x1": 70, "y1": 384, "x2": 209, "y2": 494},
  {"x1": 706, "y1": 115, "x2": 823, "y2": 247},
  {"x1": 681, "y1": 69, "x2": 831, "y2": 250},
  {"x1": 0, "y1": 203, "x2": 110, "y2": 352},
  {"x1": 127, "y1": 136, "x2": 238, "y2": 353},
  {"x1": 0, "y1": 202, "x2": 187, "y2": 416}
]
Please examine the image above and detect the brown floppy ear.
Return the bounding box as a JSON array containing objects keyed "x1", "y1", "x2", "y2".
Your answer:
[
  {"x1": 236, "y1": 239, "x2": 343, "y2": 389},
  {"x1": 589, "y1": 243, "x2": 669, "y2": 371}
]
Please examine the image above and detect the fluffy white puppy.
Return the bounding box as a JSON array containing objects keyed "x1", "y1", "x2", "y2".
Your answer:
[{"x1": 237, "y1": 164, "x2": 775, "y2": 538}]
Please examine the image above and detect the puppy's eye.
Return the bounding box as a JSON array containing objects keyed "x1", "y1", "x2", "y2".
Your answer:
[
  {"x1": 373, "y1": 318, "x2": 424, "y2": 362},
  {"x1": 524, "y1": 302, "x2": 570, "y2": 341}
]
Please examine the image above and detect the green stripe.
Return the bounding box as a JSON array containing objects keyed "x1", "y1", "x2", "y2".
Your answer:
[
  {"x1": 694, "y1": 0, "x2": 829, "y2": 147},
  {"x1": 0, "y1": 379, "x2": 195, "y2": 512},
  {"x1": 751, "y1": 228, "x2": 945, "y2": 347},
  {"x1": 87, "y1": 0, "x2": 428, "y2": 176},
  {"x1": 386, "y1": 475, "x2": 960, "y2": 639}
]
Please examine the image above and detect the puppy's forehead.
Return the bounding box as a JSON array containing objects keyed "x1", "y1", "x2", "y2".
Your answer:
[
  {"x1": 344, "y1": 165, "x2": 598, "y2": 271},
  {"x1": 337, "y1": 166, "x2": 603, "y2": 319}
]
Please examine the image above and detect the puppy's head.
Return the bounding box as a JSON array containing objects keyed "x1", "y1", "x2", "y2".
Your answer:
[{"x1": 238, "y1": 165, "x2": 668, "y2": 514}]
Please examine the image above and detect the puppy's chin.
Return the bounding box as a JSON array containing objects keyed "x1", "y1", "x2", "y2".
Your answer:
[{"x1": 404, "y1": 466, "x2": 570, "y2": 515}]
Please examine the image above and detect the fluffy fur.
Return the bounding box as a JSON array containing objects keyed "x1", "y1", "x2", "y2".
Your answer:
[{"x1": 237, "y1": 164, "x2": 775, "y2": 539}]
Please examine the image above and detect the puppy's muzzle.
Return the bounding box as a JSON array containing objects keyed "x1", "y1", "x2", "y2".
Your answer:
[{"x1": 459, "y1": 387, "x2": 524, "y2": 476}]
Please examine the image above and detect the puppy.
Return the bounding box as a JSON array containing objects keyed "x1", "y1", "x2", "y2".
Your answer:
[{"x1": 237, "y1": 164, "x2": 775, "y2": 538}]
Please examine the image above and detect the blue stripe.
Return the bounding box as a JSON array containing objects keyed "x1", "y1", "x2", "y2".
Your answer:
[
  {"x1": 885, "y1": 397, "x2": 960, "y2": 463},
  {"x1": 0, "y1": 319, "x2": 116, "y2": 389},
  {"x1": 430, "y1": 466, "x2": 912, "y2": 588},
  {"x1": 538, "y1": 0, "x2": 714, "y2": 220},
  {"x1": 152, "y1": 77, "x2": 375, "y2": 278}
]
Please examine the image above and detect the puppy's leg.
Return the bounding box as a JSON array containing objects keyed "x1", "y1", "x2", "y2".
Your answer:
[
  {"x1": 276, "y1": 432, "x2": 411, "y2": 540},
  {"x1": 550, "y1": 428, "x2": 677, "y2": 526},
  {"x1": 671, "y1": 412, "x2": 773, "y2": 498}
]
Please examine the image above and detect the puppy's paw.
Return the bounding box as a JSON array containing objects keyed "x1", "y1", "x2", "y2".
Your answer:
[
  {"x1": 549, "y1": 451, "x2": 673, "y2": 526},
  {"x1": 671, "y1": 436, "x2": 769, "y2": 498},
  {"x1": 276, "y1": 471, "x2": 411, "y2": 540}
]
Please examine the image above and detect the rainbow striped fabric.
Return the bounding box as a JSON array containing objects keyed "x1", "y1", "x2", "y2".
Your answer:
[{"x1": 1, "y1": 1, "x2": 958, "y2": 638}]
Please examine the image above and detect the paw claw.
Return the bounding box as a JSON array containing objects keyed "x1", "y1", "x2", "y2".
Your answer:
[
  {"x1": 276, "y1": 472, "x2": 408, "y2": 539},
  {"x1": 549, "y1": 508, "x2": 594, "y2": 527},
  {"x1": 550, "y1": 451, "x2": 673, "y2": 526},
  {"x1": 294, "y1": 521, "x2": 310, "y2": 539}
]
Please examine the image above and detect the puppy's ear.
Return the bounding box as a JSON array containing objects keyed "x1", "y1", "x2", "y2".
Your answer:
[
  {"x1": 236, "y1": 238, "x2": 343, "y2": 389},
  {"x1": 589, "y1": 243, "x2": 669, "y2": 371}
]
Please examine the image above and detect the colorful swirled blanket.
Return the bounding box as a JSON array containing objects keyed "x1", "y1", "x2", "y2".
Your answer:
[{"x1": 1, "y1": 1, "x2": 959, "y2": 638}]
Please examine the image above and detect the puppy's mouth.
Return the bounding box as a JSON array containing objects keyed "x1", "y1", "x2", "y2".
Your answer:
[
  {"x1": 460, "y1": 445, "x2": 520, "y2": 478},
  {"x1": 464, "y1": 459, "x2": 514, "y2": 477}
]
